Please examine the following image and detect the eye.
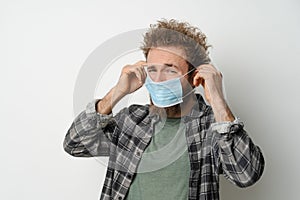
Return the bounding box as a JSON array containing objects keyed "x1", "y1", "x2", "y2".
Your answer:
[
  {"x1": 165, "y1": 68, "x2": 178, "y2": 74},
  {"x1": 147, "y1": 66, "x2": 157, "y2": 73},
  {"x1": 147, "y1": 68, "x2": 157, "y2": 73}
]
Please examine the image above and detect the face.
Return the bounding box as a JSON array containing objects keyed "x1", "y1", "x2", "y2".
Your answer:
[
  {"x1": 146, "y1": 46, "x2": 195, "y2": 112},
  {"x1": 146, "y1": 46, "x2": 190, "y2": 82}
]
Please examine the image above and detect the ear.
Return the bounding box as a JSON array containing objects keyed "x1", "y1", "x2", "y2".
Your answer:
[{"x1": 188, "y1": 70, "x2": 198, "y2": 86}]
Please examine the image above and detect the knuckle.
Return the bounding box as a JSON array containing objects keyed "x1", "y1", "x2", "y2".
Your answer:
[
  {"x1": 123, "y1": 64, "x2": 131, "y2": 70},
  {"x1": 136, "y1": 60, "x2": 145, "y2": 65},
  {"x1": 212, "y1": 71, "x2": 218, "y2": 76}
]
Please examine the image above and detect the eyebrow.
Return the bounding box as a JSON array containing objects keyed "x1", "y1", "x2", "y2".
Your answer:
[
  {"x1": 164, "y1": 63, "x2": 179, "y2": 69},
  {"x1": 146, "y1": 63, "x2": 179, "y2": 69}
]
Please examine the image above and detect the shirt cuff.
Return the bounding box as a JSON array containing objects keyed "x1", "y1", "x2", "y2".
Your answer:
[
  {"x1": 85, "y1": 99, "x2": 114, "y2": 126},
  {"x1": 86, "y1": 99, "x2": 101, "y2": 118},
  {"x1": 211, "y1": 117, "x2": 244, "y2": 134}
]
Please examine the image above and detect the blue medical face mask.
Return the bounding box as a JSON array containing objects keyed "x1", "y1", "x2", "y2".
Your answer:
[{"x1": 145, "y1": 69, "x2": 195, "y2": 108}]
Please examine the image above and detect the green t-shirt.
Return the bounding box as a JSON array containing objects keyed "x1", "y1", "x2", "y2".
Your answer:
[{"x1": 125, "y1": 118, "x2": 190, "y2": 200}]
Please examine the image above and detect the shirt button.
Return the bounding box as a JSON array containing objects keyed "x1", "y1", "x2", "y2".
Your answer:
[
  {"x1": 136, "y1": 151, "x2": 141, "y2": 157},
  {"x1": 127, "y1": 174, "x2": 132, "y2": 179},
  {"x1": 118, "y1": 196, "x2": 122, "y2": 200}
]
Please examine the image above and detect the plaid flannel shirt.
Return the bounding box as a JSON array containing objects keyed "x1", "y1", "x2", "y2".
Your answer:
[{"x1": 63, "y1": 94, "x2": 264, "y2": 200}]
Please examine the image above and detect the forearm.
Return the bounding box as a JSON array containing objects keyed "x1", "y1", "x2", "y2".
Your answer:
[
  {"x1": 96, "y1": 86, "x2": 126, "y2": 115},
  {"x1": 210, "y1": 97, "x2": 235, "y2": 122}
]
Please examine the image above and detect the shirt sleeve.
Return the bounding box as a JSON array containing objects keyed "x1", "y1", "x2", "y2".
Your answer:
[
  {"x1": 63, "y1": 99, "x2": 116, "y2": 157},
  {"x1": 211, "y1": 118, "x2": 265, "y2": 187}
]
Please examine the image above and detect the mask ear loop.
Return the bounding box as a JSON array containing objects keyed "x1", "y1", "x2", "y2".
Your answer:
[
  {"x1": 180, "y1": 67, "x2": 197, "y2": 99},
  {"x1": 182, "y1": 87, "x2": 197, "y2": 99},
  {"x1": 181, "y1": 67, "x2": 196, "y2": 77}
]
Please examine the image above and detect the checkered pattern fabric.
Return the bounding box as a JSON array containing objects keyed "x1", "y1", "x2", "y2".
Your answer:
[{"x1": 63, "y1": 95, "x2": 264, "y2": 200}]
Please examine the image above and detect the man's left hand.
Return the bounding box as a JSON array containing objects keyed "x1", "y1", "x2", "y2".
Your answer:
[
  {"x1": 193, "y1": 64, "x2": 234, "y2": 122},
  {"x1": 193, "y1": 64, "x2": 224, "y2": 105}
]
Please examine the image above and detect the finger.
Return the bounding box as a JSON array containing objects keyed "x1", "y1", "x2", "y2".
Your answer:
[
  {"x1": 141, "y1": 66, "x2": 147, "y2": 81},
  {"x1": 135, "y1": 60, "x2": 147, "y2": 66},
  {"x1": 197, "y1": 66, "x2": 216, "y2": 74},
  {"x1": 202, "y1": 65, "x2": 223, "y2": 77},
  {"x1": 136, "y1": 66, "x2": 146, "y2": 83},
  {"x1": 135, "y1": 61, "x2": 147, "y2": 81},
  {"x1": 197, "y1": 64, "x2": 216, "y2": 70},
  {"x1": 196, "y1": 68, "x2": 223, "y2": 80},
  {"x1": 194, "y1": 68, "x2": 218, "y2": 85},
  {"x1": 132, "y1": 67, "x2": 143, "y2": 83},
  {"x1": 197, "y1": 65, "x2": 222, "y2": 78},
  {"x1": 193, "y1": 72, "x2": 205, "y2": 87},
  {"x1": 136, "y1": 64, "x2": 149, "y2": 83}
]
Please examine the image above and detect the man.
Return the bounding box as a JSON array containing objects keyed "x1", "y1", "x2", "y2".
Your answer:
[{"x1": 63, "y1": 19, "x2": 265, "y2": 200}]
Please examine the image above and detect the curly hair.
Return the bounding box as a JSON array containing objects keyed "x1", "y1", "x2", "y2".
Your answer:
[{"x1": 141, "y1": 19, "x2": 211, "y2": 68}]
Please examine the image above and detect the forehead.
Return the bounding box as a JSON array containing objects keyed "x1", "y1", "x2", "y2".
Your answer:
[{"x1": 147, "y1": 46, "x2": 188, "y2": 70}]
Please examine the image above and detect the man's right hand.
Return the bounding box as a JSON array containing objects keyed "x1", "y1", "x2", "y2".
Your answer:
[
  {"x1": 96, "y1": 61, "x2": 147, "y2": 115},
  {"x1": 115, "y1": 61, "x2": 147, "y2": 95}
]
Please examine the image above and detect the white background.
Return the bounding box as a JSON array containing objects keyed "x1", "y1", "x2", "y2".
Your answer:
[{"x1": 1, "y1": 0, "x2": 300, "y2": 199}]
